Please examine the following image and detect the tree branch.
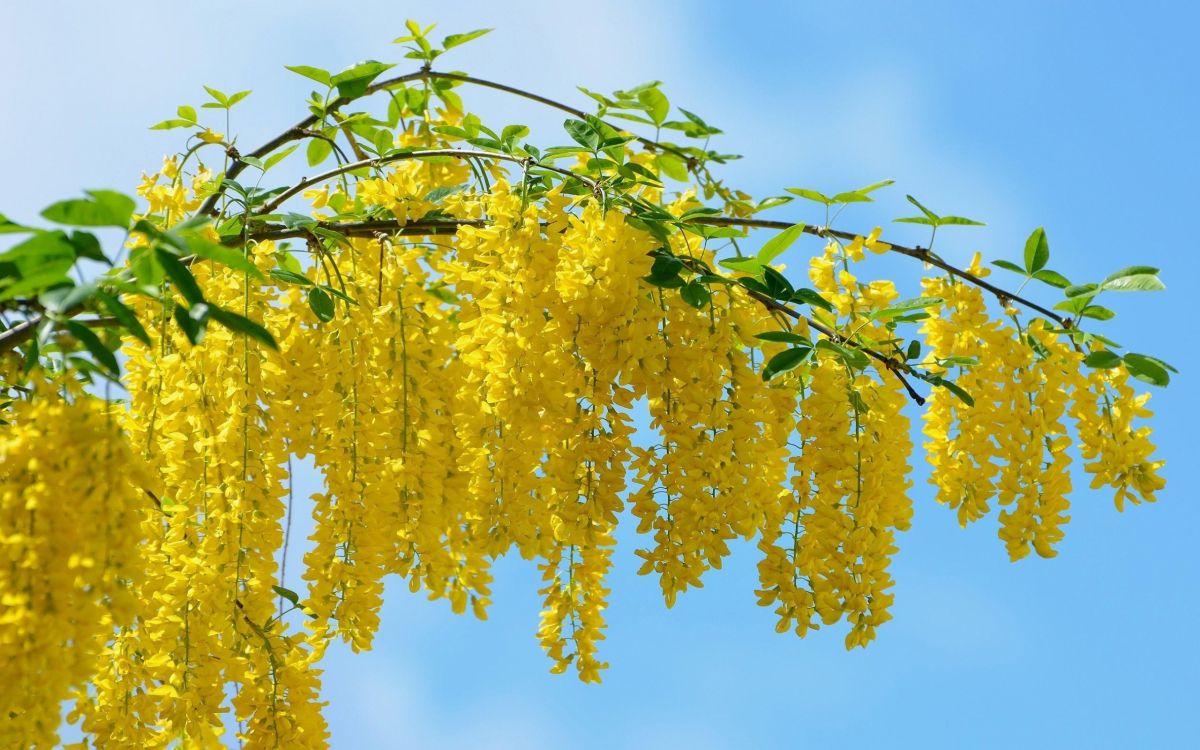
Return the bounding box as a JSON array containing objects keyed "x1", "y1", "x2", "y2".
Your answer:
[
  {"x1": 257, "y1": 149, "x2": 597, "y2": 215},
  {"x1": 692, "y1": 216, "x2": 1070, "y2": 327}
]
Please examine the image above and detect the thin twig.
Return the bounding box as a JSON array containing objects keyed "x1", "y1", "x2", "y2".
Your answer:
[
  {"x1": 693, "y1": 216, "x2": 1069, "y2": 327},
  {"x1": 257, "y1": 149, "x2": 595, "y2": 215},
  {"x1": 742, "y1": 287, "x2": 926, "y2": 405},
  {"x1": 197, "y1": 68, "x2": 693, "y2": 216}
]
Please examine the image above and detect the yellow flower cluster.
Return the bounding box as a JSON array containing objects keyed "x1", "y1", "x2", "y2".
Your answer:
[
  {"x1": 755, "y1": 241, "x2": 913, "y2": 647},
  {"x1": 921, "y1": 257, "x2": 1162, "y2": 559},
  {"x1": 1, "y1": 379, "x2": 149, "y2": 750}
]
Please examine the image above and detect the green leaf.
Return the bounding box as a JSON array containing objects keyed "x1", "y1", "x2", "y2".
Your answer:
[
  {"x1": 271, "y1": 585, "x2": 301, "y2": 606},
  {"x1": 655, "y1": 154, "x2": 688, "y2": 181},
  {"x1": 647, "y1": 255, "x2": 683, "y2": 281},
  {"x1": 784, "y1": 188, "x2": 831, "y2": 205},
  {"x1": 905, "y1": 195, "x2": 940, "y2": 221},
  {"x1": 285, "y1": 65, "x2": 332, "y2": 86},
  {"x1": 868, "y1": 296, "x2": 943, "y2": 321},
  {"x1": 306, "y1": 137, "x2": 333, "y2": 167},
  {"x1": 894, "y1": 216, "x2": 936, "y2": 226},
  {"x1": 1083, "y1": 350, "x2": 1122, "y2": 369},
  {"x1": 1123, "y1": 352, "x2": 1170, "y2": 386},
  {"x1": 1102, "y1": 266, "x2": 1159, "y2": 284},
  {"x1": 0, "y1": 213, "x2": 30, "y2": 235},
  {"x1": 203, "y1": 86, "x2": 229, "y2": 106},
  {"x1": 331, "y1": 60, "x2": 396, "y2": 99},
  {"x1": 762, "y1": 347, "x2": 812, "y2": 381},
  {"x1": 95, "y1": 289, "x2": 151, "y2": 347},
  {"x1": 149, "y1": 118, "x2": 193, "y2": 130},
  {"x1": 1138, "y1": 354, "x2": 1177, "y2": 374},
  {"x1": 1023, "y1": 227, "x2": 1049, "y2": 274},
  {"x1": 718, "y1": 256, "x2": 764, "y2": 275},
  {"x1": 1100, "y1": 274, "x2": 1165, "y2": 292},
  {"x1": 442, "y1": 28, "x2": 493, "y2": 50},
  {"x1": 643, "y1": 273, "x2": 684, "y2": 289},
  {"x1": 263, "y1": 144, "x2": 299, "y2": 171},
  {"x1": 172, "y1": 303, "x2": 206, "y2": 345},
  {"x1": 757, "y1": 223, "x2": 806, "y2": 264},
  {"x1": 680, "y1": 280, "x2": 711, "y2": 309},
  {"x1": 1065, "y1": 283, "x2": 1099, "y2": 299},
  {"x1": 563, "y1": 119, "x2": 600, "y2": 151},
  {"x1": 155, "y1": 249, "x2": 204, "y2": 304},
  {"x1": 831, "y1": 180, "x2": 894, "y2": 203},
  {"x1": 40, "y1": 280, "x2": 96, "y2": 314},
  {"x1": 0, "y1": 267, "x2": 71, "y2": 303},
  {"x1": 1032, "y1": 269, "x2": 1071, "y2": 288},
  {"x1": 177, "y1": 104, "x2": 197, "y2": 123},
  {"x1": 185, "y1": 235, "x2": 262, "y2": 278},
  {"x1": 1079, "y1": 305, "x2": 1115, "y2": 321},
  {"x1": 992, "y1": 259, "x2": 1027, "y2": 275},
  {"x1": 937, "y1": 378, "x2": 975, "y2": 407},
  {"x1": 815, "y1": 339, "x2": 869, "y2": 369},
  {"x1": 754, "y1": 331, "x2": 811, "y2": 345},
  {"x1": 308, "y1": 287, "x2": 335, "y2": 322},
  {"x1": 270, "y1": 268, "x2": 314, "y2": 287},
  {"x1": 939, "y1": 355, "x2": 980, "y2": 368},
  {"x1": 637, "y1": 87, "x2": 670, "y2": 126},
  {"x1": 938, "y1": 216, "x2": 985, "y2": 227},
  {"x1": 906, "y1": 339, "x2": 921, "y2": 361},
  {"x1": 41, "y1": 190, "x2": 135, "y2": 228},
  {"x1": 208, "y1": 306, "x2": 278, "y2": 350},
  {"x1": 226, "y1": 90, "x2": 252, "y2": 107},
  {"x1": 64, "y1": 321, "x2": 119, "y2": 378},
  {"x1": 761, "y1": 267, "x2": 794, "y2": 300},
  {"x1": 791, "y1": 288, "x2": 834, "y2": 313}
]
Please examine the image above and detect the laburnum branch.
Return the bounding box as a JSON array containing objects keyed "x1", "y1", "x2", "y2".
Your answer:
[
  {"x1": 258, "y1": 148, "x2": 599, "y2": 214},
  {"x1": 740, "y1": 286, "x2": 927, "y2": 405},
  {"x1": 245, "y1": 212, "x2": 1069, "y2": 327},
  {"x1": 693, "y1": 217, "x2": 1071, "y2": 327},
  {"x1": 198, "y1": 68, "x2": 693, "y2": 217}
]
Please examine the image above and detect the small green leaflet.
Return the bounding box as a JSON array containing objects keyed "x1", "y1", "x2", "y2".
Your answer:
[
  {"x1": 1024, "y1": 227, "x2": 1049, "y2": 274},
  {"x1": 762, "y1": 347, "x2": 811, "y2": 380},
  {"x1": 1083, "y1": 350, "x2": 1122, "y2": 369},
  {"x1": 757, "y1": 223, "x2": 805, "y2": 264},
  {"x1": 208, "y1": 306, "x2": 278, "y2": 350},
  {"x1": 331, "y1": 60, "x2": 396, "y2": 99},
  {"x1": 680, "y1": 280, "x2": 711, "y2": 309},
  {"x1": 867, "y1": 296, "x2": 943, "y2": 322},
  {"x1": 41, "y1": 190, "x2": 135, "y2": 229},
  {"x1": 718, "y1": 256, "x2": 764, "y2": 275},
  {"x1": 815, "y1": 339, "x2": 869, "y2": 369},
  {"x1": 271, "y1": 585, "x2": 301, "y2": 607},
  {"x1": 442, "y1": 28, "x2": 492, "y2": 50},
  {"x1": 754, "y1": 331, "x2": 811, "y2": 345},
  {"x1": 64, "y1": 321, "x2": 120, "y2": 378},
  {"x1": 1122, "y1": 352, "x2": 1175, "y2": 386},
  {"x1": 308, "y1": 287, "x2": 335, "y2": 322},
  {"x1": 285, "y1": 65, "x2": 332, "y2": 86}
]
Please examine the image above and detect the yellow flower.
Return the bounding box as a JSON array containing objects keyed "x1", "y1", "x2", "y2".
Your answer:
[{"x1": 197, "y1": 127, "x2": 224, "y2": 144}]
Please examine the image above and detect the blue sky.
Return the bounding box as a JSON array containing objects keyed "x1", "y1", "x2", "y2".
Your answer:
[{"x1": 4, "y1": 2, "x2": 1198, "y2": 747}]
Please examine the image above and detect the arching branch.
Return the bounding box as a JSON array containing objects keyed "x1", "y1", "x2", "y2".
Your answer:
[{"x1": 258, "y1": 149, "x2": 598, "y2": 215}]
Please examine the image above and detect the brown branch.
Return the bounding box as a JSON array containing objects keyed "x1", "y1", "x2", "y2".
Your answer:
[
  {"x1": 257, "y1": 149, "x2": 597, "y2": 215},
  {"x1": 243, "y1": 215, "x2": 1068, "y2": 325},
  {"x1": 742, "y1": 288, "x2": 926, "y2": 405},
  {"x1": 197, "y1": 68, "x2": 695, "y2": 217},
  {"x1": 692, "y1": 216, "x2": 1069, "y2": 327}
]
